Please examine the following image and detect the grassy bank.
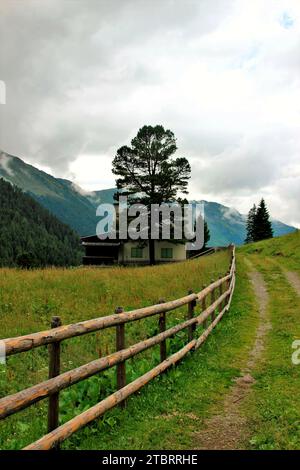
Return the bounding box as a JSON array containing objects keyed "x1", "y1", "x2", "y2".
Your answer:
[
  {"x1": 240, "y1": 230, "x2": 299, "y2": 270},
  {"x1": 239, "y1": 252, "x2": 300, "y2": 449}
]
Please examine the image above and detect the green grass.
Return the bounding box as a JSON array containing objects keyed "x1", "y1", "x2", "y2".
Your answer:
[
  {"x1": 237, "y1": 231, "x2": 300, "y2": 449},
  {"x1": 240, "y1": 230, "x2": 300, "y2": 271},
  {"x1": 238, "y1": 254, "x2": 300, "y2": 449},
  {"x1": 0, "y1": 251, "x2": 235, "y2": 449},
  {"x1": 68, "y1": 255, "x2": 258, "y2": 450},
  {"x1": 2, "y1": 231, "x2": 299, "y2": 450}
]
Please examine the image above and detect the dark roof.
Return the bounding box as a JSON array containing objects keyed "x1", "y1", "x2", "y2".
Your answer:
[{"x1": 80, "y1": 234, "x2": 121, "y2": 244}]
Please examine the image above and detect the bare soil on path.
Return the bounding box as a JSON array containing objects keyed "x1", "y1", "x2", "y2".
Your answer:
[{"x1": 193, "y1": 268, "x2": 271, "y2": 450}]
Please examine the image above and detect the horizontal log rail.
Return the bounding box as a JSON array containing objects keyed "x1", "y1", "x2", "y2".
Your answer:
[
  {"x1": 24, "y1": 340, "x2": 197, "y2": 451},
  {"x1": 0, "y1": 288, "x2": 230, "y2": 420},
  {"x1": 0, "y1": 245, "x2": 236, "y2": 450},
  {"x1": 188, "y1": 247, "x2": 215, "y2": 259},
  {"x1": 3, "y1": 275, "x2": 232, "y2": 357},
  {"x1": 3, "y1": 293, "x2": 198, "y2": 357}
]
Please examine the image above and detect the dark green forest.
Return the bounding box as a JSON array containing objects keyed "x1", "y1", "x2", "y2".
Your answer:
[{"x1": 0, "y1": 178, "x2": 82, "y2": 267}]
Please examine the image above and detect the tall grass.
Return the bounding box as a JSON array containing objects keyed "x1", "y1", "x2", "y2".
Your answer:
[{"x1": 0, "y1": 251, "x2": 230, "y2": 449}]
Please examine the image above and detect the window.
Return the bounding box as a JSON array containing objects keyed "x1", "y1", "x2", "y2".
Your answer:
[
  {"x1": 131, "y1": 247, "x2": 143, "y2": 258},
  {"x1": 161, "y1": 247, "x2": 173, "y2": 259}
]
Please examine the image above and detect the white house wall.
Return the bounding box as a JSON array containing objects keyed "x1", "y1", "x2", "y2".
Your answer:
[{"x1": 119, "y1": 241, "x2": 186, "y2": 264}]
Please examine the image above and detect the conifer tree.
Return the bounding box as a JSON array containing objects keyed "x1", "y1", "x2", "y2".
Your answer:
[
  {"x1": 245, "y1": 204, "x2": 256, "y2": 244},
  {"x1": 203, "y1": 220, "x2": 210, "y2": 249},
  {"x1": 253, "y1": 198, "x2": 273, "y2": 241}
]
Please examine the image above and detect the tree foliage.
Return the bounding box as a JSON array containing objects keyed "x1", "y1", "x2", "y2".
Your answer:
[
  {"x1": 112, "y1": 125, "x2": 191, "y2": 205},
  {"x1": 245, "y1": 204, "x2": 256, "y2": 244},
  {"x1": 0, "y1": 178, "x2": 82, "y2": 267},
  {"x1": 112, "y1": 125, "x2": 192, "y2": 263},
  {"x1": 245, "y1": 199, "x2": 273, "y2": 244},
  {"x1": 204, "y1": 219, "x2": 211, "y2": 249},
  {"x1": 254, "y1": 198, "x2": 273, "y2": 241}
]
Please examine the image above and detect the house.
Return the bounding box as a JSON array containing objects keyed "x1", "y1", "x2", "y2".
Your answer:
[
  {"x1": 80, "y1": 235, "x2": 187, "y2": 265},
  {"x1": 81, "y1": 200, "x2": 188, "y2": 265}
]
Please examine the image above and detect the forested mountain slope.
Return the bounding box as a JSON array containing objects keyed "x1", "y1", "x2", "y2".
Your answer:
[
  {"x1": 0, "y1": 151, "x2": 97, "y2": 235},
  {"x1": 0, "y1": 178, "x2": 82, "y2": 267}
]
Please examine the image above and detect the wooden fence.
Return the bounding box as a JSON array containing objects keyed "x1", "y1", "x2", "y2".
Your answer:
[
  {"x1": 188, "y1": 247, "x2": 216, "y2": 259},
  {"x1": 0, "y1": 245, "x2": 236, "y2": 450}
]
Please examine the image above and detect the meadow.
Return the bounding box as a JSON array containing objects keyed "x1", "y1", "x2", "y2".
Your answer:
[
  {"x1": 1, "y1": 231, "x2": 299, "y2": 450},
  {"x1": 0, "y1": 250, "x2": 231, "y2": 449}
]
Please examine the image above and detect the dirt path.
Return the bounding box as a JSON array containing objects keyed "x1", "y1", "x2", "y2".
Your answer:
[
  {"x1": 193, "y1": 268, "x2": 271, "y2": 450},
  {"x1": 284, "y1": 271, "x2": 300, "y2": 296}
]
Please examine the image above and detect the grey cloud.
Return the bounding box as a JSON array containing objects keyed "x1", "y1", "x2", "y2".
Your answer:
[
  {"x1": 191, "y1": 125, "x2": 299, "y2": 190},
  {"x1": 0, "y1": 0, "x2": 299, "y2": 226},
  {"x1": 0, "y1": 151, "x2": 14, "y2": 176},
  {"x1": 0, "y1": 0, "x2": 233, "y2": 172}
]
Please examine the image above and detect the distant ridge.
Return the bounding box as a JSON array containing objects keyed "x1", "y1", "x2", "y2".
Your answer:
[
  {"x1": 193, "y1": 200, "x2": 296, "y2": 246},
  {"x1": 0, "y1": 151, "x2": 296, "y2": 244}
]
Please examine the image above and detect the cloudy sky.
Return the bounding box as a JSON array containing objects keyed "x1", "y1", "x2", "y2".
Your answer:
[{"x1": 0, "y1": 0, "x2": 299, "y2": 227}]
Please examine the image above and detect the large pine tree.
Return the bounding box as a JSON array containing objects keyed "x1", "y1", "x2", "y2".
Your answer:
[{"x1": 112, "y1": 125, "x2": 191, "y2": 264}]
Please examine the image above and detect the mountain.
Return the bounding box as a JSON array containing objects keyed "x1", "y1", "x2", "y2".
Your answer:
[
  {"x1": 86, "y1": 188, "x2": 118, "y2": 207},
  {"x1": 87, "y1": 194, "x2": 296, "y2": 246},
  {"x1": 0, "y1": 178, "x2": 82, "y2": 267},
  {"x1": 86, "y1": 190, "x2": 296, "y2": 246},
  {"x1": 196, "y1": 201, "x2": 296, "y2": 246},
  {"x1": 0, "y1": 151, "x2": 98, "y2": 235},
  {"x1": 0, "y1": 151, "x2": 296, "y2": 245}
]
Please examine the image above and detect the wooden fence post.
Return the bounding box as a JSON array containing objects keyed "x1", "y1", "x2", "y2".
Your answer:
[
  {"x1": 211, "y1": 280, "x2": 216, "y2": 322},
  {"x1": 48, "y1": 316, "x2": 62, "y2": 449},
  {"x1": 230, "y1": 245, "x2": 234, "y2": 268},
  {"x1": 219, "y1": 276, "x2": 223, "y2": 311},
  {"x1": 226, "y1": 271, "x2": 231, "y2": 307},
  {"x1": 187, "y1": 290, "x2": 196, "y2": 341},
  {"x1": 202, "y1": 285, "x2": 207, "y2": 329},
  {"x1": 158, "y1": 299, "x2": 167, "y2": 362},
  {"x1": 115, "y1": 307, "x2": 126, "y2": 407}
]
